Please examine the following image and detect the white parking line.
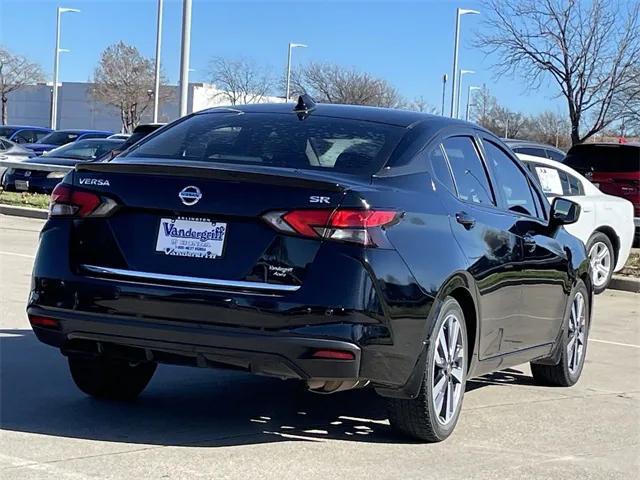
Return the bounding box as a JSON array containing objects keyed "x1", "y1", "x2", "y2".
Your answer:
[
  {"x1": 591, "y1": 338, "x2": 640, "y2": 349},
  {"x1": 0, "y1": 251, "x2": 35, "y2": 259}
]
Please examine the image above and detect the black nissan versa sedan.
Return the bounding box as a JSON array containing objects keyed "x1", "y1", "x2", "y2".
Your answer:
[{"x1": 28, "y1": 97, "x2": 592, "y2": 442}]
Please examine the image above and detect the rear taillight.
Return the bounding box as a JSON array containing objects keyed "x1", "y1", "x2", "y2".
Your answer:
[
  {"x1": 49, "y1": 184, "x2": 117, "y2": 218},
  {"x1": 262, "y1": 208, "x2": 400, "y2": 246}
]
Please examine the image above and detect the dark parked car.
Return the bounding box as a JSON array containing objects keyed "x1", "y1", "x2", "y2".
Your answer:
[
  {"x1": 503, "y1": 139, "x2": 566, "y2": 162},
  {"x1": 0, "y1": 137, "x2": 35, "y2": 182},
  {"x1": 0, "y1": 125, "x2": 52, "y2": 144},
  {"x1": 28, "y1": 98, "x2": 592, "y2": 442},
  {"x1": 564, "y1": 142, "x2": 640, "y2": 242},
  {"x1": 23, "y1": 129, "x2": 112, "y2": 156},
  {"x1": 100, "y1": 123, "x2": 165, "y2": 160},
  {"x1": 2, "y1": 138, "x2": 124, "y2": 194}
]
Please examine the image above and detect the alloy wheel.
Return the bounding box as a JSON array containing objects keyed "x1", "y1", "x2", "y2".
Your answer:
[
  {"x1": 567, "y1": 292, "x2": 586, "y2": 375},
  {"x1": 432, "y1": 313, "x2": 465, "y2": 425},
  {"x1": 588, "y1": 241, "x2": 611, "y2": 288}
]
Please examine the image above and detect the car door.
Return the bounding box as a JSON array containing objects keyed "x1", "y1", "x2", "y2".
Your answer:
[
  {"x1": 433, "y1": 134, "x2": 526, "y2": 359},
  {"x1": 481, "y1": 139, "x2": 569, "y2": 350}
]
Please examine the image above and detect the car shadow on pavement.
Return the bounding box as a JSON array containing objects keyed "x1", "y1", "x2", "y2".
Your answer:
[{"x1": 0, "y1": 329, "x2": 530, "y2": 447}]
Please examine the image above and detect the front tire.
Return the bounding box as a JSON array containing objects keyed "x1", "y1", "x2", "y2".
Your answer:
[
  {"x1": 69, "y1": 356, "x2": 157, "y2": 400},
  {"x1": 531, "y1": 280, "x2": 589, "y2": 387},
  {"x1": 387, "y1": 297, "x2": 468, "y2": 442},
  {"x1": 587, "y1": 233, "x2": 614, "y2": 294}
]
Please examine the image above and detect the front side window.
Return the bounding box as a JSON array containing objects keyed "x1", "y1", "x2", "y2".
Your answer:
[
  {"x1": 442, "y1": 136, "x2": 495, "y2": 205},
  {"x1": 123, "y1": 112, "x2": 404, "y2": 176},
  {"x1": 483, "y1": 140, "x2": 538, "y2": 217}
]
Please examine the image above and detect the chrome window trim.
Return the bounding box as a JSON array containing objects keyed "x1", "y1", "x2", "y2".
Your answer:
[{"x1": 80, "y1": 264, "x2": 300, "y2": 293}]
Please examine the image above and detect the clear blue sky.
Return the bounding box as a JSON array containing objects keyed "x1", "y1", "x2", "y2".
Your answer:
[{"x1": 1, "y1": 0, "x2": 563, "y2": 115}]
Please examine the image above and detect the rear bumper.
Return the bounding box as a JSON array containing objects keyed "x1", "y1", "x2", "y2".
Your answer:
[
  {"x1": 28, "y1": 306, "x2": 361, "y2": 381},
  {"x1": 29, "y1": 218, "x2": 436, "y2": 395},
  {"x1": 2, "y1": 173, "x2": 58, "y2": 193}
]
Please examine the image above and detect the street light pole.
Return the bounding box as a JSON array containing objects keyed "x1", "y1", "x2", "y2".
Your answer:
[
  {"x1": 285, "y1": 43, "x2": 307, "y2": 102},
  {"x1": 465, "y1": 85, "x2": 480, "y2": 121},
  {"x1": 449, "y1": 8, "x2": 479, "y2": 118},
  {"x1": 50, "y1": 7, "x2": 79, "y2": 130},
  {"x1": 178, "y1": 0, "x2": 192, "y2": 117},
  {"x1": 152, "y1": 0, "x2": 163, "y2": 123},
  {"x1": 457, "y1": 69, "x2": 474, "y2": 119},
  {"x1": 441, "y1": 74, "x2": 448, "y2": 116}
]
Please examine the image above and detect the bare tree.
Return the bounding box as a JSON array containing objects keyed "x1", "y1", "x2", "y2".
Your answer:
[
  {"x1": 617, "y1": 67, "x2": 640, "y2": 135},
  {"x1": 406, "y1": 95, "x2": 438, "y2": 114},
  {"x1": 291, "y1": 62, "x2": 403, "y2": 108},
  {"x1": 476, "y1": 0, "x2": 640, "y2": 145},
  {"x1": 527, "y1": 110, "x2": 571, "y2": 148},
  {"x1": 0, "y1": 47, "x2": 44, "y2": 125},
  {"x1": 91, "y1": 42, "x2": 171, "y2": 133},
  {"x1": 208, "y1": 57, "x2": 273, "y2": 105}
]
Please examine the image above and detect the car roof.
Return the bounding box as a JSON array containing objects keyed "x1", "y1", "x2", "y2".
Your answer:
[
  {"x1": 568, "y1": 142, "x2": 640, "y2": 150},
  {"x1": 55, "y1": 129, "x2": 112, "y2": 134},
  {"x1": 503, "y1": 139, "x2": 564, "y2": 151},
  {"x1": 200, "y1": 102, "x2": 469, "y2": 129},
  {"x1": 0, "y1": 125, "x2": 51, "y2": 130},
  {"x1": 71, "y1": 138, "x2": 124, "y2": 145}
]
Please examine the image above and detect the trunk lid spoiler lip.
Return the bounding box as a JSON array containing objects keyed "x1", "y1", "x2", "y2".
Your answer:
[{"x1": 75, "y1": 160, "x2": 373, "y2": 192}]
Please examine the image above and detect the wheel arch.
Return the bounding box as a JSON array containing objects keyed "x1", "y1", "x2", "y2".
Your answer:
[
  {"x1": 375, "y1": 271, "x2": 480, "y2": 400},
  {"x1": 591, "y1": 226, "x2": 620, "y2": 266},
  {"x1": 432, "y1": 272, "x2": 480, "y2": 373}
]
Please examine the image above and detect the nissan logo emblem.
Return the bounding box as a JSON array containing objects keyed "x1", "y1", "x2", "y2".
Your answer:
[{"x1": 178, "y1": 186, "x2": 202, "y2": 206}]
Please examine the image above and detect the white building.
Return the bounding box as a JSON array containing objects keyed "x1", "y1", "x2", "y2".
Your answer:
[{"x1": 5, "y1": 82, "x2": 284, "y2": 132}]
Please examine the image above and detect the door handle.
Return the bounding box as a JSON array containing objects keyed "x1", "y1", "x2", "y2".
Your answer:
[
  {"x1": 455, "y1": 211, "x2": 476, "y2": 230},
  {"x1": 523, "y1": 234, "x2": 537, "y2": 252}
]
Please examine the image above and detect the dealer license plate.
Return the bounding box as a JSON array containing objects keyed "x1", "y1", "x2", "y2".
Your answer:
[{"x1": 155, "y1": 217, "x2": 227, "y2": 259}]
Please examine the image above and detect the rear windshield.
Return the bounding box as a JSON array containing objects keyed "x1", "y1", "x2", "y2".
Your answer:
[
  {"x1": 564, "y1": 144, "x2": 640, "y2": 173},
  {"x1": 40, "y1": 131, "x2": 80, "y2": 146},
  {"x1": 122, "y1": 112, "x2": 405, "y2": 176}
]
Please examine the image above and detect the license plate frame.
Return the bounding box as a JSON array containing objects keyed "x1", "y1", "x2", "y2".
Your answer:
[
  {"x1": 155, "y1": 216, "x2": 227, "y2": 259},
  {"x1": 15, "y1": 180, "x2": 29, "y2": 191}
]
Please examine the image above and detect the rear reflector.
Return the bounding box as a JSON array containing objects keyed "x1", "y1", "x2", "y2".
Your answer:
[
  {"x1": 28, "y1": 315, "x2": 60, "y2": 329},
  {"x1": 263, "y1": 208, "x2": 400, "y2": 246},
  {"x1": 49, "y1": 184, "x2": 117, "y2": 218},
  {"x1": 312, "y1": 349, "x2": 355, "y2": 360}
]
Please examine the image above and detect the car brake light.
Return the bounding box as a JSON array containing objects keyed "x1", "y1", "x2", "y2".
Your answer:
[
  {"x1": 28, "y1": 315, "x2": 60, "y2": 329},
  {"x1": 262, "y1": 208, "x2": 400, "y2": 246},
  {"x1": 312, "y1": 349, "x2": 355, "y2": 360},
  {"x1": 49, "y1": 184, "x2": 117, "y2": 218}
]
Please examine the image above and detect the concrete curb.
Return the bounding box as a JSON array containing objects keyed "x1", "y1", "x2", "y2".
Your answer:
[
  {"x1": 0, "y1": 204, "x2": 48, "y2": 219},
  {"x1": 609, "y1": 275, "x2": 640, "y2": 294}
]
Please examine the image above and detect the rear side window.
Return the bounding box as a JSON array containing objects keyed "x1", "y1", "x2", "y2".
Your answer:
[
  {"x1": 483, "y1": 140, "x2": 538, "y2": 217},
  {"x1": 429, "y1": 144, "x2": 456, "y2": 194},
  {"x1": 123, "y1": 112, "x2": 404, "y2": 176},
  {"x1": 513, "y1": 146, "x2": 546, "y2": 157},
  {"x1": 545, "y1": 149, "x2": 565, "y2": 162},
  {"x1": 442, "y1": 136, "x2": 495, "y2": 205},
  {"x1": 565, "y1": 145, "x2": 640, "y2": 173},
  {"x1": 563, "y1": 172, "x2": 584, "y2": 195}
]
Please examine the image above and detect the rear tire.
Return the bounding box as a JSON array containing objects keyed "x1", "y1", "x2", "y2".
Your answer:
[
  {"x1": 69, "y1": 356, "x2": 156, "y2": 400},
  {"x1": 387, "y1": 297, "x2": 468, "y2": 442},
  {"x1": 531, "y1": 280, "x2": 589, "y2": 387},
  {"x1": 587, "y1": 233, "x2": 614, "y2": 294}
]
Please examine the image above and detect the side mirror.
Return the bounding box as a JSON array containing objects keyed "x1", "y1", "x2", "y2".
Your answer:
[{"x1": 550, "y1": 197, "x2": 581, "y2": 226}]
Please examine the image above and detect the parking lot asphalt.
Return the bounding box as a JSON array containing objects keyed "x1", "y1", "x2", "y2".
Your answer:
[{"x1": 1, "y1": 214, "x2": 639, "y2": 480}]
